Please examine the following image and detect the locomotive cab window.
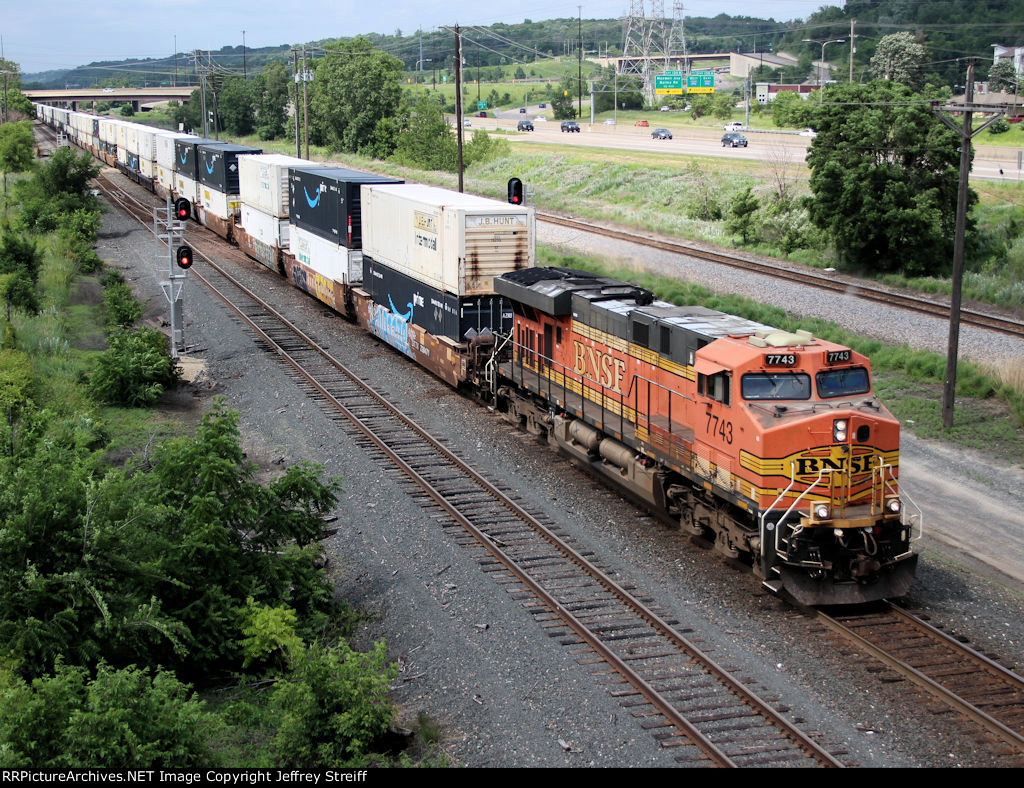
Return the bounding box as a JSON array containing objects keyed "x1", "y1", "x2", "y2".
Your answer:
[
  {"x1": 697, "y1": 371, "x2": 731, "y2": 406},
  {"x1": 817, "y1": 367, "x2": 870, "y2": 399},
  {"x1": 742, "y1": 372, "x2": 811, "y2": 401}
]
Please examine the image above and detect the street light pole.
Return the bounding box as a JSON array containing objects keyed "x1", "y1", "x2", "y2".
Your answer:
[{"x1": 803, "y1": 38, "x2": 845, "y2": 103}]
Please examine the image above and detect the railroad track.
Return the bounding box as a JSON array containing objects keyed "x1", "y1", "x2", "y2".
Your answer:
[
  {"x1": 92, "y1": 172, "x2": 847, "y2": 768},
  {"x1": 538, "y1": 212, "x2": 1024, "y2": 341},
  {"x1": 818, "y1": 603, "x2": 1024, "y2": 757}
]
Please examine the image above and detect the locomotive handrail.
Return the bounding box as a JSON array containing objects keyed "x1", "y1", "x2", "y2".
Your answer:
[{"x1": 759, "y1": 463, "x2": 834, "y2": 561}]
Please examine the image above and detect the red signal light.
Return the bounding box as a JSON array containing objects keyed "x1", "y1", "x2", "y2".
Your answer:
[
  {"x1": 507, "y1": 177, "x2": 523, "y2": 205},
  {"x1": 174, "y1": 197, "x2": 191, "y2": 220},
  {"x1": 176, "y1": 245, "x2": 193, "y2": 270}
]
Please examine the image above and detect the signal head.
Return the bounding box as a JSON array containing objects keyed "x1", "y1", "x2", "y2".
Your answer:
[
  {"x1": 507, "y1": 177, "x2": 523, "y2": 205},
  {"x1": 175, "y1": 245, "x2": 193, "y2": 270},
  {"x1": 174, "y1": 197, "x2": 191, "y2": 220}
]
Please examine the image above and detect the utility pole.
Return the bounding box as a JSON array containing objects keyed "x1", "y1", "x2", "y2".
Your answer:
[
  {"x1": 302, "y1": 46, "x2": 310, "y2": 160},
  {"x1": 933, "y1": 59, "x2": 1005, "y2": 428},
  {"x1": 849, "y1": 19, "x2": 856, "y2": 83},
  {"x1": 578, "y1": 7, "x2": 583, "y2": 121},
  {"x1": 454, "y1": 25, "x2": 464, "y2": 192},
  {"x1": 242, "y1": 30, "x2": 247, "y2": 79},
  {"x1": 292, "y1": 49, "x2": 300, "y2": 157}
]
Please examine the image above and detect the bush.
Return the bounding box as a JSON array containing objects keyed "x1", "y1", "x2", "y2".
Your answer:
[
  {"x1": 268, "y1": 641, "x2": 397, "y2": 767},
  {"x1": 0, "y1": 661, "x2": 222, "y2": 768},
  {"x1": 90, "y1": 327, "x2": 178, "y2": 406},
  {"x1": 103, "y1": 282, "x2": 143, "y2": 328}
]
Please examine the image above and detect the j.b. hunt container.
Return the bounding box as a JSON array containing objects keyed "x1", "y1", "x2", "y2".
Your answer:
[{"x1": 359, "y1": 184, "x2": 535, "y2": 298}]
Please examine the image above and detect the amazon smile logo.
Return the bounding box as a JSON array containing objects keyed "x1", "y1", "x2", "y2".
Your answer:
[{"x1": 303, "y1": 187, "x2": 321, "y2": 208}]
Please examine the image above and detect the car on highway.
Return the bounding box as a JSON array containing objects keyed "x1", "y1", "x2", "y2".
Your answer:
[
  {"x1": 538, "y1": 103, "x2": 546, "y2": 108},
  {"x1": 517, "y1": 120, "x2": 534, "y2": 131},
  {"x1": 603, "y1": 119, "x2": 616, "y2": 125},
  {"x1": 721, "y1": 132, "x2": 748, "y2": 147},
  {"x1": 102, "y1": 88, "x2": 115, "y2": 93},
  {"x1": 476, "y1": 111, "x2": 487, "y2": 117},
  {"x1": 635, "y1": 119, "x2": 649, "y2": 127},
  {"x1": 535, "y1": 115, "x2": 547, "y2": 122},
  {"x1": 660, "y1": 105, "x2": 671, "y2": 111},
  {"x1": 799, "y1": 128, "x2": 818, "y2": 137},
  {"x1": 463, "y1": 118, "x2": 472, "y2": 127},
  {"x1": 651, "y1": 128, "x2": 673, "y2": 140},
  {"x1": 723, "y1": 122, "x2": 745, "y2": 132},
  {"x1": 561, "y1": 120, "x2": 580, "y2": 132},
  {"x1": 519, "y1": 107, "x2": 527, "y2": 113}
]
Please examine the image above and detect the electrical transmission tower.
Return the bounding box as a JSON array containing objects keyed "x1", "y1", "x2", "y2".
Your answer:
[
  {"x1": 621, "y1": 0, "x2": 651, "y2": 100},
  {"x1": 667, "y1": 1, "x2": 688, "y2": 73}
]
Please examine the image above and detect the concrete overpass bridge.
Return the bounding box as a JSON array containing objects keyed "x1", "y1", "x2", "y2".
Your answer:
[{"x1": 25, "y1": 86, "x2": 194, "y2": 111}]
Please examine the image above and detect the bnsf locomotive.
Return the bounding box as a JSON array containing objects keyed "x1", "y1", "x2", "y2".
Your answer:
[
  {"x1": 35, "y1": 104, "x2": 920, "y2": 605},
  {"x1": 493, "y1": 268, "x2": 918, "y2": 605}
]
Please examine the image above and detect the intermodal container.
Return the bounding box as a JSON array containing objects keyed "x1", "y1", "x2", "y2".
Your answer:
[
  {"x1": 288, "y1": 167, "x2": 402, "y2": 248},
  {"x1": 360, "y1": 184, "x2": 535, "y2": 298}
]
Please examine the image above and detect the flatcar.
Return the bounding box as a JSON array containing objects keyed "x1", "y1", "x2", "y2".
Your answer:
[{"x1": 33, "y1": 104, "x2": 920, "y2": 604}]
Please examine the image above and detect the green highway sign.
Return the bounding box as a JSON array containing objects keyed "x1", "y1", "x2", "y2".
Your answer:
[
  {"x1": 687, "y1": 72, "x2": 715, "y2": 93},
  {"x1": 655, "y1": 73, "x2": 684, "y2": 95}
]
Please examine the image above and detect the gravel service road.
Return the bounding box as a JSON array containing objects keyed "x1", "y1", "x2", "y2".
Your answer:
[{"x1": 95, "y1": 187, "x2": 1024, "y2": 768}]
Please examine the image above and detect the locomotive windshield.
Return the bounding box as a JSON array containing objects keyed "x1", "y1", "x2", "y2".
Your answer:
[
  {"x1": 741, "y1": 372, "x2": 811, "y2": 400},
  {"x1": 816, "y1": 367, "x2": 871, "y2": 398}
]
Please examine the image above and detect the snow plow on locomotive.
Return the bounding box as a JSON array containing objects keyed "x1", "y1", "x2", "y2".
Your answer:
[{"x1": 492, "y1": 267, "x2": 920, "y2": 606}]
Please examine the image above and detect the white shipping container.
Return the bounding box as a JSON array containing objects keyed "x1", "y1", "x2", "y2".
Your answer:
[
  {"x1": 238, "y1": 154, "x2": 309, "y2": 218},
  {"x1": 200, "y1": 183, "x2": 241, "y2": 221},
  {"x1": 290, "y1": 224, "x2": 361, "y2": 285},
  {"x1": 155, "y1": 131, "x2": 195, "y2": 170},
  {"x1": 174, "y1": 173, "x2": 199, "y2": 206},
  {"x1": 137, "y1": 128, "x2": 157, "y2": 163},
  {"x1": 240, "y1": 204, "x2": 289, "y2": 248},
  {"x1": 360, "y1": 184, "x2": 535, "y2": 297}
]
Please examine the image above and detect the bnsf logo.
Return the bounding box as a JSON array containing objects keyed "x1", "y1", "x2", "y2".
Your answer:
[
  {"x1": 572, "y1": 340, "x2": 626, "y2": 394},
  {"x1": 794, "y1": 451, "x2": 877, "y2": 479}
]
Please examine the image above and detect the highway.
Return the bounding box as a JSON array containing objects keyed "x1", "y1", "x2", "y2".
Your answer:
[{"x1": 461, "y1": 113, "x2": 1023, "y2": 181}]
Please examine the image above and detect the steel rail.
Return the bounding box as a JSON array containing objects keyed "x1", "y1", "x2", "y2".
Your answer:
[{"x1": 817, "y1": 603, "x2": 1024, "y2": 753}]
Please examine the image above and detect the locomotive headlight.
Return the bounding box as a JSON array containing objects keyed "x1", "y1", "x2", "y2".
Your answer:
[
  {"x1": 814, "y1": 503, "x2": 831, "y2": 520},
  {"x1": 833, "y1": 419, "x2": 848, "y2": 442},
  {"x1": 886, "y1": 498, "x2": 901, "y2": 514}
]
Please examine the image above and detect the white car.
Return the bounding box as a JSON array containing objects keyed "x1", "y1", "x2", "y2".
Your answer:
[
  {"x1": 534, "y1": 115, "x2": 547, "y2": 122},
  {"x1": 660, "y1": 105, "x2": 670, "y2": 112},
  {"x1": 102, "y1": 88, "x2": 115, "y2": 93},
  {"x1": 603, "y1": 119, "x2": 616, "y2": 125},
  {"x1": 723, "y1": 122, "x2": 745, "y2": 132},
  {"x1": 800, "y1": 128, "x2": 818, "y2": 138},
  {"x1": 463, "y1": 118, "x2": 472, "y2": 127}
]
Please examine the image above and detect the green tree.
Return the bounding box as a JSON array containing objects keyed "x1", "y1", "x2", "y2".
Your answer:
[
  {"x1": 0, "y1": 233, "x2": 41, "y2": 313},
  {"x1": 254, "y1": 62, "x2": 291, "y2": 140},
  {"x1": 0, "y1": 121, "x2": 34, "y2": 198},
  {"x1": 391, "y1": 93, "x2": 456, "y2": 171},
  {"x1": 806, "y1": 81, "x2": 968, "y2": 276},
  {"x1": 770, "y1": 91, "x2": 813, "y2": 128},
  {"x1": 551, "y1": 77, "x2": 576, "y2": 120},
  {"x1": 218, "y1": 76, "x2": 255, "y2": 136},
  {"x1": 988, "y1": 60, "x2": 1019, "y2": 94},
  {"x1": 726, "y1": 187, "x2": 759, "y2": 244},
  {"x1": 869, "y1": 32, "x2": 928, "y2": 90},
  {"x1": 310, "y1": 37, "x2": 403, "y2": 156}
]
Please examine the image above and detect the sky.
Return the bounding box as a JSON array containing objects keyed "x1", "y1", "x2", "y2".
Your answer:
[{"x1": 5, "y1": 1, "x2": 838, "y2": 75}]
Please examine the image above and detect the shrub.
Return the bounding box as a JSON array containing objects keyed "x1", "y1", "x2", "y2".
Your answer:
[{"x1": 90, "y1": 327, "x2": 178, "y2": 406}]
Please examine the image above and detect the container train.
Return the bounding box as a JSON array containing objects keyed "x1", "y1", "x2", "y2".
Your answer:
[{"x1": 34, "y1": 103, "x2": 921, "y2": 605}]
